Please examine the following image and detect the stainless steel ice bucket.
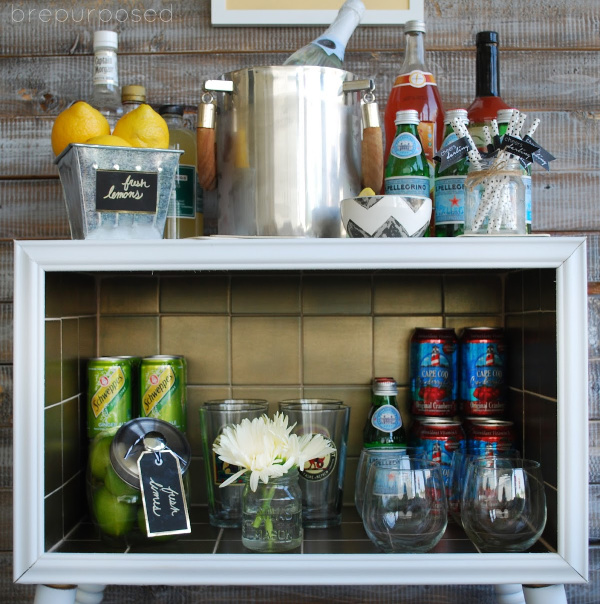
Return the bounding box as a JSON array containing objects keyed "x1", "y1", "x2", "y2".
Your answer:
[{"x1": 199, "y1": 66, "x2": 380, "y2": 237}]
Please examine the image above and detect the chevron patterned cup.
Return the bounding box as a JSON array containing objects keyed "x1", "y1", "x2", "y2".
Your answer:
[{"x1": 340, "y1": 195, "x2": 432, "y2": 238}]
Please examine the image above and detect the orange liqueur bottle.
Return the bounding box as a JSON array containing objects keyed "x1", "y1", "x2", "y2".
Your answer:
[{"x1": 384, "y1": 20, "x2": 445, "y2": 188}]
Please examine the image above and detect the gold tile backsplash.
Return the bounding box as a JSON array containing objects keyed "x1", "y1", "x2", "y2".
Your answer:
[{"x1": 45, "y1": 268, "x2": 559, "y2": 538}]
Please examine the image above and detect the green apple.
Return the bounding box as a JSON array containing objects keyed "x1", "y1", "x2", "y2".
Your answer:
[
  {"x1": 89, "y1": 434, "x2": 113, "y2": 481},
  {"x1": 92, "y1": 486, "x2": 136, "y2": 537},
  {"x1": 104, "y1": 464, "x2": 139, "y2": 500}
]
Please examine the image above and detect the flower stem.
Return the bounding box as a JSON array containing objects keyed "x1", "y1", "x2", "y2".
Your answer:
[{"x1": 253, "y1": 483, "x2": 277, "y2": 534}]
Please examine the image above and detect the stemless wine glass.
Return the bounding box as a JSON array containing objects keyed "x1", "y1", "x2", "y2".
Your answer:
[
  {"x1": 461, "y1": 457, "x2": 546, "y2": 552},
  {"x1": 448, "y1": 449, "x2": 521, "y2": 524},
  {"x1": 362, "y1": 457, "x2": 448, "y2": 553},
  {"x1": 355, "y1": 446, "x2": 425, "y2": 518}
]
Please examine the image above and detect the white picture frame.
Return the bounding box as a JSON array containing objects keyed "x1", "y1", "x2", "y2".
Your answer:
[{"x1": 211, "y1": 0, "x2": 424, "y2": 26}]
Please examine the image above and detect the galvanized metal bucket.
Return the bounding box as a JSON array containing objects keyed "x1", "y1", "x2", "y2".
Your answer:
[
  {"x1": 55, "y1": 144, "x2": 182, "y2": 240},
  {"x1": 200, "y1": 66, "x2": 380, "y2": 237}
]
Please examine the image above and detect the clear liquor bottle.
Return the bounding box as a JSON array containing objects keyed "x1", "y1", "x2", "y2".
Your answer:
[
  {"x1": 283, "y1": 0, "x2": 365, "y2": 68},
  {"x1": 89, "y1": 30, "x2": 123, "y2": 128}
]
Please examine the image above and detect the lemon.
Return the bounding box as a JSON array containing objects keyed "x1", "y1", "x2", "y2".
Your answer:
[
  {"x1": 92, "y1": 486, "x2": 136, "y2": 537},
  {"x1": 51, "y1": 101, "x2": 110, "y2": 156},
  {"x1": 113, "y1": 104, "x2": 169, "y2": 149},
  {"x1": 89, "y1": 433, "x2": 113, "y2": 481},
  {"x1": 86, "y1": 134, "x2": 132, "y2": 147},
  {"x1": 359, "y1": 187, "x2": 376, "y2": 196}
]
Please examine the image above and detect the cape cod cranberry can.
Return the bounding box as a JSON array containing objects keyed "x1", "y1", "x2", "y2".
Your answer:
[
  {"x1": 460, "y1": 327, "x2": 507, "y2": 416},
  {"x1": 467, "y1": 419, "x2": 516, "y2": 456},
  {"x1": 412, "y1": 417, "x2": 466, "y2": 470},
  {"x1": 410, "y1": 328, "x2": 458, "y2": 417}
]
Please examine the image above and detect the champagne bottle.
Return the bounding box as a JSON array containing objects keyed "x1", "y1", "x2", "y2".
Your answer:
[
  {"x1": 283, "y1": 0, "x2": 365, "y2": 68},
  {"x1": 363, "y1": 378, "x2": 406, "y2": 448},
  {"x1": 467, "y1": 31, "x2": 512, "y2": 151}
]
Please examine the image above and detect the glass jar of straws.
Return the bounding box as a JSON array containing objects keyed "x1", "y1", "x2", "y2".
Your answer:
[{"x1": 464, "y1": 155, "x2": 526, "y2": 235}]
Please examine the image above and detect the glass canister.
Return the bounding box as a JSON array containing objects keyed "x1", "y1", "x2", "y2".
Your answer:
[
  {"x1": 464, "y1": 156, "x2": 526, "y2": 235},
  {"x1": 241, "y1": 470, "x2": 303, "y2": 553},
  {"x1": 87, "y1": 417, "x2": 191, "y2": 545}
]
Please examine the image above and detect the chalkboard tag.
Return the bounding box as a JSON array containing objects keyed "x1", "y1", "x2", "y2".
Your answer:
[
  {"x1": 138, "y1": 448, "x2": 191, "y2": 537},
  {"x1": 95, "y1": 170, "x2": 158, "y2": 213},
  {"x1": 435, "y1": 136, "x2": 470, "y2": 172},
  {"x1": 500, "y1": 135, "x2": 540, "y2": 165},
  {"x1": 523, "y1": 135, "x2": 556, "y2": 171}
]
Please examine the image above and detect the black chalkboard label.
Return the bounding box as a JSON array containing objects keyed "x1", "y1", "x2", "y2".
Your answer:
[
  {"x1": 95, "y1": 170, "x2": 158, "y2": 213},
  {"x1": 138, "y1": 450, "x2": 191, "y2": 537},
  {"x1": 437, "y1": 136, "x2": 470, "y2": 172},
  {"x1": 500, "y1": 135, "x2": 540, "y2": 165},
  {"x1": 523, "y1": 135, "x2": 556, "y2": 171}
]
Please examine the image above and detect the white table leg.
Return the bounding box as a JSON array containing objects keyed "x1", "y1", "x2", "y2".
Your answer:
[
  {"x1": 523, "y1": 584, "x2": 568, "y2": 603},
  {"x1": 494, "y1": 584, "x2": 526, "y2": 603},
  {"x1": 34, "y1": 585, "x2": 77, "y2": 604},
  {"x1": 74, "y1": 584, "x2": 106, "y2": 604}
]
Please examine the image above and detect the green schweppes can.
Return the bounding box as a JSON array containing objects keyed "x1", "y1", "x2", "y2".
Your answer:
[
  {"x1": 140, "y1": 355, "x2": 187, "y2": 432},
  {"x1": 87, "y1": 357, "x2": 133, "y2": 439}
]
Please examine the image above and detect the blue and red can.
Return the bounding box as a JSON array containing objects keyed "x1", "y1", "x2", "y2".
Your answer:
[
  {"x1": 459, "y1": 327, "x2": 507, "y2": 416},
  {"x1": 466, "y1": 419, "x2": 516, "y2": 456},
  {"x1": 410, "y1": 327, "x2": 458, "y2": 417}
]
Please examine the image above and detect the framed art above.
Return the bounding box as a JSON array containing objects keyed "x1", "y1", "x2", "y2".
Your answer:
[{"x1": 211, "y1": 0, "x2": 424, "y2": 26}]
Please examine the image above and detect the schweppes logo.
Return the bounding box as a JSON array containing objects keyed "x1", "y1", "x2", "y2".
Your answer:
[
  {"x1": 142, "y1": 367, "x2": 176, "y2": 415},
  {"x1": 91, "y1": 368, "x2": 126, "y2": 418}
]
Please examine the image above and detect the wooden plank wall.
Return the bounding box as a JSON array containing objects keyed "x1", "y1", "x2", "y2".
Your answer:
[{"x1": 1, "y1": 0, "x2": 599, "y2": 601}]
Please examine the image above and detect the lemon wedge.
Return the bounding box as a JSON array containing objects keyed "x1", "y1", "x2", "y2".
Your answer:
[{"x1": 359, "y1": 187, "x2": 376, "y2": 196}]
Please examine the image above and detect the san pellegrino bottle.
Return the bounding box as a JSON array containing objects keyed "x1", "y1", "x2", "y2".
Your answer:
[
  {"x1": 90, "y1": 30, "x2": 123, "y2": 128},
  {"x1": 159, "y1": 105, "x2": 199, "y2": 239},
  {"x1": 363, "y1": 377, "x2": 406, "y2": 448},
  {"x1": 121, "y1": 85, "x2": 146, "y2": 114},
  {"x1": 283, "y1": 0, "x2": 365, "y2": 68},
  {"x1": 383, "y1": 20, "x2": 444, "y2": 181},
  {"x1": 384, "y1": 109, "x2": 430, "y2": 204},
  {"x1": 435, "y1": 109, "x2": 469, "y2": 237},
  {"x1": 467, "y1": 31, "x2": 512, "y2": 151},
  {"x1": 497, "y1": 108, "x2": 532, "y2": 234}
]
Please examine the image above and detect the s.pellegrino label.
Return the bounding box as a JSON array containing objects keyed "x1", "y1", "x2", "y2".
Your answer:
[
  {"x1": 435, "y1": 176, "x2": 465, "y2": 226},
  {"x1": 138, "y1": 449, "x2": 190, "y2": 537},
  {"x1": 371, "y1": 405, "x2": 403, "y2": 433},
  {"x1": 385, "y1": 176, "x2": 430, "y2": 197}
]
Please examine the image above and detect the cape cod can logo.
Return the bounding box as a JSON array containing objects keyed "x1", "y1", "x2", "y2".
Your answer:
[{"x1": 390, "y1": 132, "x2": 422, "y2": 159}]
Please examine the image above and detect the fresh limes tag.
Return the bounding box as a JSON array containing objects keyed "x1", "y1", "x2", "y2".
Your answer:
[{"x1": 138, "y1": 449, "x2": 190, "y2": 537}]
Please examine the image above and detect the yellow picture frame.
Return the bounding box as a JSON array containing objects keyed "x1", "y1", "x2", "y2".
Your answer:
[{"x1": 211, "y1": 0, "x2": 424, "y2": 26}]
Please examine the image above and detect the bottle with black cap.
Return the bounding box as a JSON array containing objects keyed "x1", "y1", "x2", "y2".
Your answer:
[{"x1": 467, "y1": 31, "x2": 512, "y2": 151}]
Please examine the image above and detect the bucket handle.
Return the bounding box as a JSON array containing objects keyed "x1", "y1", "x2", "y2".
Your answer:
[{"x1": 343, "y1": 80, "x2": 383, "y2": 194}]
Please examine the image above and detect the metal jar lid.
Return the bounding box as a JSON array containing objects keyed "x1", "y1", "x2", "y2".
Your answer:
[{"x1": 109, "y1": 417, "x2": 191, "y2": 489}]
